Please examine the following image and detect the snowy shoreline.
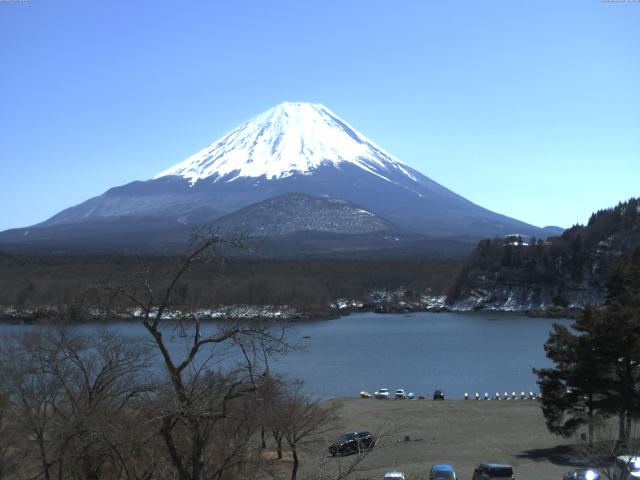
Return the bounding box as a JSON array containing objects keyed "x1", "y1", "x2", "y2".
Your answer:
[{"x1": 0, "y1": 293, "x2": 579, "y2": 325}]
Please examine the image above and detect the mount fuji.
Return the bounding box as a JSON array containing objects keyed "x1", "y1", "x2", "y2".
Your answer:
[{"x1": 0, "y1": 102, "x2": 561, "y2": 254}]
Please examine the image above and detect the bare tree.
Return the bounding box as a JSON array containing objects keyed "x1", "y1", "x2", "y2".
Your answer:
[
  {"x1": 281, "y1": 388, "x2": 334, "y2": 480},
  {"x1": 257, "y1": 376, "x2": 289, "y2": 459},
  {"x1": 0, "y1": 328, "x2": 152, "y2": 480},
  {"x1": 102, "y1": 404, "x2": 171, "y2": 480},
  {"x1": 0, "y1": 392, "x2": 14, "y2": 480},
  {"x1": 0, "y1": 330, "x2": 65, "y2": 480},
  {"x1": 101, "y1": 230, "x2": 290, "y2": 480},
  {"x1": 46, "y1": 329, "x2": 152, "y2": 480}
]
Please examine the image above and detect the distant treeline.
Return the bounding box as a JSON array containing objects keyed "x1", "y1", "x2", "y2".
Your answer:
[{"x1": 0, "y1": 252, "x2": 461, "y2": 319}]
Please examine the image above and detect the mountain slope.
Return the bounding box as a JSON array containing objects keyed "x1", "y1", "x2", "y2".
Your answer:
[
  {"x1": 0, "y1": 216, "x2": 191, "y2": 253},
  {"x1": 212, "y1": 192, "x2": 396, "y2": 236},
  {"x1": 1, "y1": 102, "x2": 556, "y2": 252}
]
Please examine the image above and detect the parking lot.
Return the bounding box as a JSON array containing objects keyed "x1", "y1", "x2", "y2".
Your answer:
[{"x1": 295, "y1": 397, "x2": 580, "y2": 480}]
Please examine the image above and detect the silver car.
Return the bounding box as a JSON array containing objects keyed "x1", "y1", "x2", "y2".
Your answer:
[{"x1": 374, "y1": 388, "x2": 390, "y2": 399}]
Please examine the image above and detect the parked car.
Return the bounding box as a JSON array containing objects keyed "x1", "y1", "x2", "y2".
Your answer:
[
  {"x1": 328, "y1": 431, "x2": 374, "y2": 456},
  {"x1": 395, "y1": 388, "x2": 407, "y2": 399},
  {"x1": 430, "y1": 464, "x2": 457, "y2": 479},
  {"x1": 612, "y1": 455, "x2": 640, "y2": 480},
  {"x1": 384, "y1": 472, "x2": 406, "y2": 479},
  {"x1": 472, "y1": 463, "x2": 515, "y2": 480},
  {"x1": 563, "y1": 469, "x2": 599, "y2": 480},
  {"x1": 407, "y1": 392, "x2": 416, "y2": 399},
  {"x1": 360, "y1": 391, "x2": 372, "y2": 398},
  {"x1": 433, "y1": 390, "x2": 445, "y2": 400},
  {"x1": 374, "y1": 388, "x2": 390, "y2": 399}
]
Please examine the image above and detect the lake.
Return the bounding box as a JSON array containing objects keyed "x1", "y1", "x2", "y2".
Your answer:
[{"x1": 0, "y1": 311, "x2": 570, "y2": 400}]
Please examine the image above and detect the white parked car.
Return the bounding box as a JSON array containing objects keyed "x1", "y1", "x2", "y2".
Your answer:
[
  {"x1": 613, "y1": 455, "x2": 640, "y2": 479},
  {"x1": 384, "y1": 472, "x2": 406, "y2": 479},
  {"x1": 374, "y1": 388, "x2": 390, "y2": 399},
  {"x1": 395, "y1": 388, "x2": 407, "y2": 399},
  {"x1": 407, "y1": 392, "x2": 416, "y2": 399}
]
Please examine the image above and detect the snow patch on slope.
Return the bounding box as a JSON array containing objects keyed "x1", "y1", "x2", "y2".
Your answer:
[{"x1": 154, "y1": 102, "x2": 418, "y2": 185}]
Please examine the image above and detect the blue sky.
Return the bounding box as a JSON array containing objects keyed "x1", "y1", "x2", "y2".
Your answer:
[{"x1": 1, "y1": 0, "x2": 638, "y2": 231}]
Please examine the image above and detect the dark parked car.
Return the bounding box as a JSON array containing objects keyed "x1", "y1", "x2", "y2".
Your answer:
[
  {"x1": 472, "y1": 464, "x2": 515, "y2": 480},
  {"x1": 433, "y1": 390, "x2": 445, "y2": 400},
  {"x1": 328, "y1": 431, "x2": 374, "y2": 456}
]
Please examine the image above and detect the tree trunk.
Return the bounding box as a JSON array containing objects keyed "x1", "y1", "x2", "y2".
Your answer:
[
  {"x1": 619, "y1": 409, "x2": 627, "y2": 445},
  {"x1": 272, "y1": 431, "x2": 283, "y2": 459},
  {"x1": 36, "y1": 433, "x2": 51, "y2": 480},
  {"x1": 191, "y1": 426, "x2": 205, "y2": 480},
  {"x1": 160, "y1": 418, "x2": 190, "y2": 480},
  {"x1": 290, "y1": 446, "x2": 298, "y2": 480},
  {"x1": 588, "y1": 394, "x2": 594, "y2": 447}
]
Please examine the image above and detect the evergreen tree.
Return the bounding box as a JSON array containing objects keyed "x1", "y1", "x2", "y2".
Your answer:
[
  {"x1": 535, "y1": 247, "x2": 640, "y2": 444},
  {"x1": 599, "y1": 247, "x2": 640, "y2": 443},
  {"x1": 606, "y1": 247, "x2": 640, "y2": 309},
  {"x1": 534, "y1": 306, "x2": 609, "y2": 444}
]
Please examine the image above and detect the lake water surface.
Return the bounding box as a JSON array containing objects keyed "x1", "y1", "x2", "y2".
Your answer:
[{"x1": 0, "y1": 311, "x2": 570, "y2": 400}]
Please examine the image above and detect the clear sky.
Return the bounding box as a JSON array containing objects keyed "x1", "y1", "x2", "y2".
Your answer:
[{"x1": 1, "y1": 0, "x2": 638, "y2": 231}]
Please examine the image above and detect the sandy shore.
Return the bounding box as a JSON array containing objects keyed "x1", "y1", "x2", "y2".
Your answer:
[{"x1": 291, "y1": 398, "x2": 582, "y2": 480}]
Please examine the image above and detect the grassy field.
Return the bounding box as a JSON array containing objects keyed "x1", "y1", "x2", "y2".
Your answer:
[{"x1": 285, "y1": 398, "x2": 583, "y2": 480}]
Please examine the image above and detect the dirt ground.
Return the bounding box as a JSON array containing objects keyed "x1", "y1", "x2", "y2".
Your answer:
[{"x1": 290, "y1": 398, "x2": 584, "y2": 480}]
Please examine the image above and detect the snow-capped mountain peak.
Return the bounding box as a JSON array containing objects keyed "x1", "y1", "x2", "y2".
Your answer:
[
  {"x1": 6, "y1": 102, "x2": 552, "y2": 243},
  {"x1": 153, "y1": 102, "x2": 417, "y2": 184}
]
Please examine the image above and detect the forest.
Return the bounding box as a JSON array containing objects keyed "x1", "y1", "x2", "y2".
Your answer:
[
  {"x1": 448, "y1": 198, "x2": 640, "y2": 307},
  {"x1": 0, "y1": 251, "x2": 461, "y2": 321}
]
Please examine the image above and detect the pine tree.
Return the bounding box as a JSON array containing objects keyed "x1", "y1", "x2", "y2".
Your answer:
[
  {"x1": 599, "y1": 247, "x2": 640, "y2": 444},
  {"x1": 534, "y1": 307, "x2": 609, "y2": 444},
  {"x1": 535, "y1": 247, "x2": 640, "y2": 444}
]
